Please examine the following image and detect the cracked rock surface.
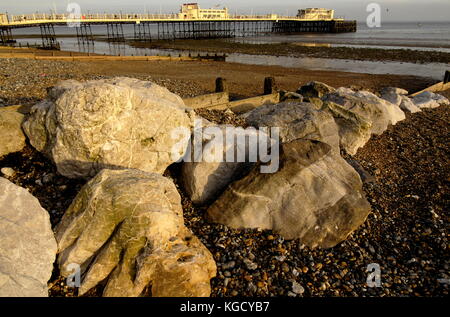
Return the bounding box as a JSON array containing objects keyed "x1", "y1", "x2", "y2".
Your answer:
[
  {"x1": 207, "y1": 139, "x2": 371, "y2": 248},
  {"x1": 323, "y1": 88, "x2": 406, "y2": 136},
  {"x1": 322, "y1": 101, "x2": 372, "y2": 156},
  {"x1": 55, "y1": 169, "x2": 216, "y2": 297},
  {"x1": 0, "y1": 177, "x2": 56, "y2": 297},
  {"x1": 23, "y1": 77, "x2": 194, "y2": 179},
  {"x1": 181, "y1": 124, "x2": 262, "y2": 205},
  {"x1": 243, "y1": 101, "x2": 340, "y2": 153}
]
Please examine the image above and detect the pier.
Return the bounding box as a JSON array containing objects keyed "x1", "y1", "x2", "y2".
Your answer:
[{"x1": 0, "y1": 6, "x2": 357, "y2": 49}]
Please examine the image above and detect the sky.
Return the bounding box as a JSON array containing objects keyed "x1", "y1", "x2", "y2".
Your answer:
[{"x1": 1, "y1": 0, "x2": 450, "y2": 22}]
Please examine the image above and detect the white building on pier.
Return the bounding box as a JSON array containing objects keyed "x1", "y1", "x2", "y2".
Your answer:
[
  {"x1": 297, "y1": 8, "x2": 335, "y2": 20},
  {"x1": 179, "y1": 3, "x2": 229, "y2": 20}
]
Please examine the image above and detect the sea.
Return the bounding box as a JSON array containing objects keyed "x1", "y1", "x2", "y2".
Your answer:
[{"x1": 9, "y1": 21, "x2": 450, "y2": 80}]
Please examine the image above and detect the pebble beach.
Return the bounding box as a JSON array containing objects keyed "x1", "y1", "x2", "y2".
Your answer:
[{"x1": 0, "y1": 55, "x2": 448, "y2": 297}]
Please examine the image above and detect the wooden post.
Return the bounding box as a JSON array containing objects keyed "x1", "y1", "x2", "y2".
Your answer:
[
  {"x1": 264, "y1": 77, "x2": 276, "y2": 95},
  {"x1": 444, "y1": 70, "x2": 450, "y2": 84},
  {"x1": 216, "y1": 77, "x2": 228, "y2": 93}
]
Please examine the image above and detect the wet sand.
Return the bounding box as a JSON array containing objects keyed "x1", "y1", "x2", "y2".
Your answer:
[{"x1": 130, "y1": 39, "x2": 450, "y2": 64}]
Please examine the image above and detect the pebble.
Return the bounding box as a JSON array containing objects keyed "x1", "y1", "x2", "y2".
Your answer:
[
  {"x1": 222, "y1": 261, "x2": 236, "y2": 270},
  {"x1": 0, "y1": 167, "x2": 15, "y2": 177},
  {"x1": 292, "y1": 282, "x2": 305, "y2": 295},
  {"x1": 243, "y1": 259, "x2": 258, "y2": 271}
]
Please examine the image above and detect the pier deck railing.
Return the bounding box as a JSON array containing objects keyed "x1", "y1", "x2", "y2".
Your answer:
[{"x1": 1, "y1": 13, "x2": 342, "y2": 27}]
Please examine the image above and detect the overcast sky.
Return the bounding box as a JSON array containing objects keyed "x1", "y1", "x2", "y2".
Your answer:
[{"x1": 2, "y1": 0, "x2": 450, "y2": 22}]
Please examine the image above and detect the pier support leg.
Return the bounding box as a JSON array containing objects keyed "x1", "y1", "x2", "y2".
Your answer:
[
  {"x1": 76, "y1": 24, "x2": 94, "y2": 46},
  {"x1": 133, "y1": 22, "x2": 152, "y2": 42},
  {"x1": 40, "y1": 24, "x2": 59, "y2": 50},
  {"x1": 107, "y1": 23, "x2": 125, "y2": 42},
  {"x1": 0, "y1": 27, "x2": 15, "y2": 44}
]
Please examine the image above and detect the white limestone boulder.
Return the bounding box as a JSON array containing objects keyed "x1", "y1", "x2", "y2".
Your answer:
[
  {"x1": 380, "y1": 87, "x2": 409, "y2": 96},
  {"x1": 242, "y1": 101, "x2": 340, "y2": 152},
  {"x1": 297, "y1": 81, "x2": 336, "y2": 99},
  {"x1": 323, "y1": 89, "x2": 406, "y2": 135},
  {"x1": 412, "y1": 91, "x2": 450, "y2": 109},
  {"x1": 0, "y1": 177, "x2": 57, "y2": 297},
  {"x1": 399, "y1": 96, "x2": 422, "y2": 113},
  {"x1": 23, "y1": 77, "x2": 194, "y2": 179},
  {"x1": 55, "y1": 169, "x2": 216, "y2": 297},
  {"x1": 379, "y1": 88, "x2": 421, "y2": 114},
  {"x1": 207, "y1": 139, "x2": 371, "y2": 249},
  {"x1": 181, "y1": 123, "x2": 266, "y2": 205},
  {"x1": 322, "y1": 101, "x2": 372, "y2": 155}
]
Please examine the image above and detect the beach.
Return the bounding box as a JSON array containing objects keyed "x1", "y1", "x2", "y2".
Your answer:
[
  {"x1": 0, "y1": 50, "x2": 448, "y2": 297},
  {"x1": 0, "y1": 51, "x2": 442, "y2": 106}
]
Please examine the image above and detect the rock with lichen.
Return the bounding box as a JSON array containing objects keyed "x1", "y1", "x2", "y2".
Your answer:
[{"x1": 55, "y1": 169, "x2": 216, "y2": 297}]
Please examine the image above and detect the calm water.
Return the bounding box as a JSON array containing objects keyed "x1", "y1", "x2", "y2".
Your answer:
[
  {"x1": 231, "y1": 22, "x2": 450, "y2": 49},
  {"x1": 9, "y1": 22, "x2": 450, "y2": 80}
]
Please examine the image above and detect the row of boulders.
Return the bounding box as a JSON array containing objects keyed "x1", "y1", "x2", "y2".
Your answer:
[
  {"x1": 1, "y1": 79, "x2": 215, "y2": 297},
  {"x1": 186, "y1": 82, "x2": 448, "y2": 248},
  {"x1": 0, "y1": 77, "x2": 448, "y2": 297}
]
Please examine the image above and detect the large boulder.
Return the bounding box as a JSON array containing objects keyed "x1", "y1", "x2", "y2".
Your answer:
[
  {"x1": 207, "y1": 140, "x2": 371, "y2": 249},
  {"x1": 380, "y1": 90, "x2": 402, "y2": 107},
  {"x1": 55, "y1": 169, "x2": 216, "y2": 297},
  {"x1": 297, "y1": 81, "x2": 336, "y2": 99},
  {"x1": 242, "y1": 102, "x2": 340, "y2": 153},
  {"x1": 379, "y1": 88, "x2": 421, "y2": 114},
  {"x1": 380, "y1": 87, "x2": 409, "y2": 96},
  {"x1": 323, "y1": 89, "x2": 405, "y2": 135},
  {"x1": 22, "y1": 78, "x2": 194, "y2": 179},
  {"x1": 412, "y1": 91, "x2": 450, "y2": 109},
  {"x1": 181, "y1": 123, "x2": 263, "y2": 205},
  {"x1": 0, "y1": 177, "x2": 57, "y2": 297},
  {"x1": 0, "y1": 106, "x2": 26, "y2": 158},
  {"x1": 322, "y1": 101, "x2": 372, "y2": 155},
  {"x1": 399, "y1": 96, "x2": 421, "y2": 113}
]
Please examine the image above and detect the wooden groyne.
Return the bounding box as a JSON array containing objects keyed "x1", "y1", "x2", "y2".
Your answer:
[
  {"x1": 183, "y1": 77, "x2": 281, "y2": 113},
  {"x1": 0, "y1": 48, "x2": 227, "y2": 62}
]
